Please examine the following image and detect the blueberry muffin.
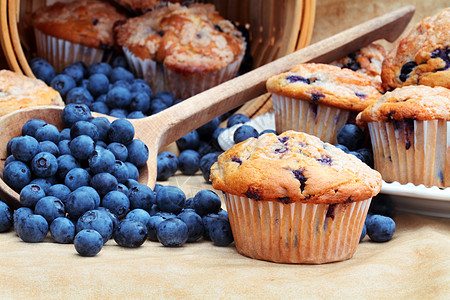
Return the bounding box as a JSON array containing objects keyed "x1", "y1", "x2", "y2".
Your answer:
[
  {"x1": 110, "y1": 0, "x2": 184, "y2": 14},
  {"x1": 331, "y1": 42, "x2": 387, "y2": 89},
  {"x1": 32, "y1": 0, "x2": 127, "y2": 72},
  {"x1": 114, "y1": 3, "x2": 246, "y2": 99},
  {"x1": 0, "y1": 70, "x2": 64, "y2": 117},
  {"x1": 210, "y1": 130, "x2": 382, "y2": 264},
  {"x1": 381, "y1": 8, "x2": 450, "y2": 91},
  {"x1": 357, "y1": 85, "x2": 450, "y2": 188},
  {"x1": 266, "y1": 63, "x2": 382, "y2": 144}
]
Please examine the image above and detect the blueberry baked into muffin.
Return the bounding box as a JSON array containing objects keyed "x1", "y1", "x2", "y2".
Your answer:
[
  {"x1": 32, "y1": 0, "x2": 127, "y2": 72},
  {"x1": 331, "y1": 42, "x2": 387, "y2": 89},
  {"x1": 114, "y1": 3, "x2": 246, "y2": 98},
  {"x1": 266, "y1": 63, "x2": 382, "y2": 144},
  {"x1": 357, "y1": 85, "x2": 450, "y2": 188},
  {"x1": 381, "y1": 8, "x2": 450, "y2": 91},
  {"x1": 210, "y1": 130, "x2": 382, "y2": 264},
  {"x1": 0, "y1": 70, "x2": 64, "y2": 117}
]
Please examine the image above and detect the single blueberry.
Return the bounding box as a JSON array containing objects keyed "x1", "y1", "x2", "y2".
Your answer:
[
  {"x1": 113, "y1": 79, "x2": 132, "y2": 91},
  {"x1": 125, "y1": 162, "x2": 139, "y2": 181},
  {"x1": 127, "y1": 111, "x2": 147, "y2": 119},
  {"x1": 88, "y1": 149, "x2": 116, "y2": 174},
  {"x1": 196, "y1": 117, "x2": 220, "y2": 140},
  {"x1": 11, "y1": 135, "x2": 39, "y2": 163},
  {"x1": 70, "y1": 135, "x2": 95, "y2": 161},
  {"x1": 233, "y1": 125, "x2": 259, "y2": 144},
  {"x1": 50, "y1": 74, "x2": 76, "y2": 98},
  {"x1": 129, "y1": 91, "x2": 151, "y2": 113},
  {"x1": 64, "y1": 168, "x2": 91, "y2": 191},
  {"x1": 147, "y1": 215, "x2": 165, "y2": 241},
  {"x1": 156, "y1": 151, "x2": 179, "y2": 181},
  {"x1": 34, "y1": 196, "x2": 65, "y2": 224},
  {"x1": 90, "y1": 101, "x2": 110, "y2": 115},
  {"x1": 110, "y1": 67, "x2": 134, "y2": 83},
  {"x1": 70, "y1": 120, "x2": 99, "y2": 141},
  {"x1": 399, "y1": 61, "x2": 418, "y2": 82},
  {"x1": 38, "y1": 141, "x2": 60, "y2": 157},
  {"x1": 109, "y1": 108, "x2": 128, "y2": 118},
  {"x1": 107, "y1": 142, "x2": 128, "y2": 161},
  {"x1": 157, "y1": 218, "x2": 189, "y2": 247},
  {"x1": 63, "y1": 63, "x2": 85, "y2": 84},
  {"x1": 66, "y1": 87, "x2": 94, "y2": 106},
  {"x1": 108, "y1": 118, "x2": 135, "y2": 145},
  {"x1": 127, "y1": 139, "x2": 149, "y2": 167},
  {"x1": 149, "y1": 98, "x2": 168, "y2": 115},
  {"x1": 102, "y1": 191, "x2": 130, "y2": 219},
  {"x1": 365, "y1": 214, "x2": 396, "y2": 242},
  {"x1": 56, "y1": 154, "x2": 80, "y2": 182},
  {"x1": 193, "y1": 190, "x2": 222, "y2": 217},
  {"x1": 86, "y1": 74, "x2": 109, "y2": 98},
  {"x1": 111, "y1": 56, "x2": 129, "y2": 69},
  {"x1": 128, "y1": 184, "x2": 155, "y2": 212},
  {"x1": 0, "y1": 201, "x2": 13, "y2": 232},
  {"x1": 16, "y1": 214, "x2": 48, "y2": 243},
  {"x1": 126, "y1": 208, "x2": 151, "y2": 232},
  {"x1": 130, "y1": 80, "x2": 152, "y2": 98},
  {"x1": 259, "y1": 129, "x2": 277, "y2": 136},
  {"x1": 35, "y1": 124, "x2": 60, "y2": 144},
  {"x1": 369, "y1": 196, "x2": 395, "y2": 218},
  {"x1": 177, "y1": 209, "x2": 203, "y2": 242},
  {"x1": 76, "y1": 209, "x2": 114, "y2": 244},
  {"x1": 208, "y1": 216, "x2": 234, "y2": 246},
  {"x1": 31, "y1": 152, "x2": 58, "y2": 178},
  {"x1": 58, "y1": 140, "x2": 71, "y2": 157},
  {"x1": 227, "y1": 114, "x2": 250, "y2": 127},
  {"x1": 60, "y1": 127, "x2": 74, "y2": 141},
  {"x1": 197, "y1": 141, "x2": 216, "y2": 157},
  {"x1": 176, "y1": 130, "x2": 200, "y2": 151},
  {"x1": 88, "y1": 62, "x2": 113, "y2": 77},
  {"x1": 3, "y1": 161, "x2": 32, "y2": 192},
  {"x1": 125, "y1": 178, "x2": 140, "y2": 189},
  {"x1": 31, "y1": 60, "x2": 55, "y2": 85},
  {"x1": 90, "y1": 172, "x2": 118, "y2": 196},
  {"x1": 336, "y1": 124, "x2": 365, "y2": 151},
  {"x1": 114, "y1": 219, "x2": 148, "y2": 248},
  {"x1": 47, "y1": 184, "x2": 71, "y2": 204},
  {"x1": 74, "y1": 229, "x2": 103, "y2": 256},
  {"x1": 13, "y1": 207, "x2": 33, "y2": 233},
  {"x1": 178, "y1": 150, "x2": 200, "y2": 175},
  {"x1": 76, "y1": 186, "x2": 101, "y2": 208},
  {"x1": 199, "y1": 152, "x2": 221, "y2": 183},
  {"x1": 334, "y1": 144, "x2": 350, "y2": 153},
  {"x1": 65, "y1": 188, "x2": 96, "y2": 220},
  {"x1": 106, "y1": 86, "x2": 132, "y2": 109},
  {"x1": 61, "y1": 103, "x2": 92, "y2": 128},
  {"x1": 111, "y1": 160, "x2": 129, "y2": 183},
  {"x1": 357, "y1": 148, "x2": 374, "y2": 168},
  {"x1": 21, "y1": 119, "x2": 47, "y2": 137},
  {"x1": 4, "y1": 155, "x2": 15, "y2": 166},
  {"x1": 50, "y1": 217, "x2": 75, "y2": 244},
  {"x1": 90, "y1": 117, "x2": 110, "y2": 142},
  {"x1": 156, "y1": 186, "x2": 186, "y2": 215}
]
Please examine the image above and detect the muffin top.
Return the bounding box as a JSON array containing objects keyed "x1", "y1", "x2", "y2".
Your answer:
[
  {"x1": 0, "y1": 70, "x2": 63, "y2": 117},
  {"x1": 357, "y1": 85, "x2": 450, "y2": 123},
  {"x1": 381, "y1": 8, "x2": 450, "y2": 91},
  {"x1": 210, "y1": 130, "x2": 382, "y2": 204},
  {"x1": 266, "y1": 63, "x2": 382, "y2": 112},
  {"x1": 111, "y1": 0, "x2": 183, "y2": 14},
  {"x1": 331, "y1": 42, "x2": 387, "y2": 88},
  {"x1": 115, "y1": 3, "x2": 246, "y2": 73},
  {"x1": 32, "y1": 0, "x2": 127, "y2": 48}
]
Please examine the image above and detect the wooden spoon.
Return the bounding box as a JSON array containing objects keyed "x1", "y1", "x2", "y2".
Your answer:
[{"x1": 0, "y1": 6, "x2": 415, "y2": 209}]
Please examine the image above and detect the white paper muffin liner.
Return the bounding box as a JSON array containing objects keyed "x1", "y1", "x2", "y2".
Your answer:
[
  {"x1": 123, "y1": 47, "x2": 244, "y2": 99},
  {"x1": 272, "y1": 94, "x2": 353, "y2": 144},
  {"x1": 34, "y1": 29, "x2": 111, "y2": 73},
  {"x1": 223, "y1": 193, "x2": 371, "y2": 264},
  {"x1": 368, "y1": 119, "x2": 449, "y2": 188}
]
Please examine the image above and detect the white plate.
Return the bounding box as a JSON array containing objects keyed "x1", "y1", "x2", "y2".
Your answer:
[{"x1": 380, "y1": 181, "x2": 450, "y2": 219}]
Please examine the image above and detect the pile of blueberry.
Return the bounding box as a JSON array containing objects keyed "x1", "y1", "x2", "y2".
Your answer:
[
  {"x1": 30, "y1": 57, "x2": 179, "y2": 119},
  {"x1": 0, "y1": 104, "x2": 233, "y2": 256}
]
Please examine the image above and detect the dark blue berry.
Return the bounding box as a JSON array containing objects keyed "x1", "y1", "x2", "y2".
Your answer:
[
  {"x1": 233, "y1": 125, "x2": 258, "y2": 144},
  {"x1": 31, "y1": 59, "x2": 55, "y2": 84},
  {"x1": 149, "y1": 98, "x2": 168, "y2": 114},
  {"x1": 34, "y1": 196, "x2": 65, "y2": 224},
  {"x1": 31, "y1": 152, "x2": 58, "y2": 178},
  {"x1": 74, "y1": 229, "x2": 103, "y2": 256},
  {"x1": 90, "y1": 172, "x2": 118, "y2": 196},
  {"x1": 334, "y1": 144, "x2": 350, "y2": 153},
  {"x1": 127, "y1": 111, "x2": 146, "y2": 119},
  {"x1": 88, "y1": 62, "x2": 113, "y2": 77},
  {"x1": 22, "y1": 119, "x2": 47, "y2": 137},
  {"x1": 56, "y1": 154, "x2": 80, "y2": 182},
  {"x1": 199, "y1": 152, "x2": 221, "y2": 183},
  {"x1": 336, "y1": 124, "x2": 364, "y2": 151},
  {"x1": 3, "y1": 161, "x2": 32, "y2": 192},
  {"x1": 127, "y1": 139, "x2": 148, "y2": 167},
  {"x1": 63, "y1": 63, "x2": 85, "y2": 84},
  {"x1": 50, "y1": 217, "x2": 75, "y2": 244},
  {"x1": 360, "y1": 223, "x2": 367, "y2": 242},
  {"x1": 114, "y1": 219, "x2": 148, "y2": 248},
  {"x1": 399, "y1": 61, "x2": 417, "y2": 82},
  {"x1": 128, "y1": 184, "x2": 155, "y2": 211},
  {"x1": 102, "y1": 191, "x2": 130, "y2": 219},
  {"x1": 0, "y1": 201, "x2": 13, "y2": 232},
  {"x1": 156, "y1": 151, "x2": 179, "y2": 181},
  {"x1": 70, "y1": 135, "x2": 95, "y2": 161},
  {"x1": 154, "y1": 91, "x2": 174, "y2": 107},
  {"x1": 117, "y1": 183, "x2": 129, "y2": 196},
  {"x1": 88, "y1": 149, "x2": 116, "y2": 174},
  {"x1": 227, "y1": 114, "x2": 250, "y2": 127},
  {"x1": 76, "y1": 209, "x2": 114, "y2": 244},
  {"x1": 157, "y1": 218, "x2": 188, "y2": 247},
  {"x1": 147, "y1": 215, "x2": 165, "y2": 241},
  {"x1": 35, "y1": 124, "x2": 60, "y2": 143},
  {"x1": 16, "y1": 214, "x2": 48, "y2": 243},
  {"x1": 111, "y1": 56, "x2": 129, "y2": 69},
  {"x1": 176, "y1": 130, "x2": 200, "y2": 151},
  {"x1": 178, "y1": 150, "x2": 200, "y2": 175},
  {"x1": 259, "y1": 129, "x2": 277, "y2": 136},
  {"x1": 50, "y1": 74, "x2": 76, "y2": 98},
  {"x1": 156, "y1": 186, "x2": 186, "y2": 214},
  {"x1": 110, "y1": 67, "x2": 134, "y2": 83},
  {"x1": 193, "y1": 190, "x2": 221, "y2": 217},
  {"x1": 90, "y1": 101, "x2": 110, "y2": 114},
  {"x1": 356, "y1": 148, "x2": 374, "y2": 168},
  {"x1": 13, "y1": 207, "x2": 33, "y2": 233},
  {"x1": 38, "y1": 141, "x2": 59, "y2": 157},
  {"x1": 62, "y1": 104, "x2": 92, "y2": 128},
  {"x1": 66, "y1": 87, "x2": 94, "y2": 106},
  {"x1": 65, "y1": 168, "x2": 91, "y2": 191},
  {"x1": 108, "y1": 119, "x2": 135, "y2": 145},
  {"x1": 365, "y1": 214, "x2": 395, "y2": 242},
  {"x1": 111, "y1": 160, "x2": 129, "y2": 183},
  {"x1": 126, "y1": 208, "x2": 151, "y2": 232},
  {"x1": 109, "y1": 108, "x2": 128, "y2": 118},
  {"x1": 369, "y1": 196, "x2": 395, "y2": 218},
  {"x1": 125, "y1": 163, "x2": 139, "y2": 181},
  {"x1": 177, "y1": 209, "x2": 203, "y2": 242},
  {"x1": 90, "y1": 117, "x2": 110, "y2": 142},
  {"x1": 196, "y1": 117, "x2": 220, "y2": 140},
  {"x1": 70, "y1": 120, "x2": 98, "y2": 141},
  {"x1": 47, "y1": 184, "x2": 71, "y2": 204},
  {"x1": 30, "y1": 178, "x2": 54, "y2": 193},
  {"x1": 11, "y1": 135, "x2": 39, "y2": 163},
  {"x1": 65, "y1": 188, "x2": 96, "y2": 219},
  {"x1": 130, "y1": 79, "x2": 152, "y2": 98},
  {"x1": 208, "y1": 216, "x2": 233, "y2": 246},
  {"x1": 129, "y1": 92, "x2": 151, "y2": 113},
  {"x1": 106, "y1": 86, "x2": 131, "y2": 109}
]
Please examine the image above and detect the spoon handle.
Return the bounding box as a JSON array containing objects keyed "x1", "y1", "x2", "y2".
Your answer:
[{"x1": 142, "y1": 6, "x2": 415, "y2": 149}]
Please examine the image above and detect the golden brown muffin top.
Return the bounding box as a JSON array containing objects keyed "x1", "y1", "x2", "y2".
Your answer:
[
  {"x1": 111, "y1": 0, "x2": 184, "y2": 14},
  {"x1": 114, "y1": 3, "x2": 245, "y2": 73},
  {"x1": 266, "y1": 63, "x2": 382, "y2": 112},
  {"x1": 32, "y1": 0, "x2": 127, "y2": 48},
  {"x1": 0, "y1": 70, "x2": 63, "y2": 117},
  {"x1": 211, "y1": 130, "x2": 382, "y2": 204},
  {"x1": 357, "y1": 85, "x2": 450, "y2": 123},
  {"x1": 381, "y1": 8, "x2": 450, "y2": 91}
]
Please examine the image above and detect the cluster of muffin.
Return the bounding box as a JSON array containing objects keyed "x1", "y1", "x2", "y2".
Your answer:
[
  {"x1": 31, "y1": 0, "x2": 246, "y2": 99},
  {"x1": 210, "y1": 8, "x2": 449, "y2": 264}
]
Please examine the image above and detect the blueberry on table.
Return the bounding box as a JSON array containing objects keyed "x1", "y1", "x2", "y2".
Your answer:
[
  {"x1": 34, "y1": 196, "x2": 65, "y2": 224},
  {"x1": 199, "y1": 152, "x2": 221, "y2": 183},
  {"x1": 114, "y1": 219, "x2": 148, "y2": 248},
  {"x1": 178, "y1": 150, "x2": 200, "y2": 175},
  {"x1": 11, "y1": 135, "x2": 39, "y2": 163},
  {"x1": 51, "y1": 74, "x2": 76, "y2": 98},
  {"x1": 64, "y1": 168, "x2": 91, "y2": 191},
  {"x1": 156, "y1": 186, "x2": 186, "y2": 215},
  {"x1": 13, "y1": 207, "x2": 33, "y2": 233},
  {"x1": 193, "y1": 190, "x2": 222, "y2": 217},
  {"x1": 76, "y1": 209, "x2": 114, "y2": 244},
  {"x1": 126, "y1": 209, "x2": 151, "y2": 232},
  {"x1": 127, "y1": 139, "x2": 149, "y2": 167},
  {"x1": 147, "y1": 215, "x2": 165, "y2": 241},
  {"x1": 177, "y1": 209, "x2": 203, "y2": 242},
  {"x1": 66, "y1": 87, "x2": 94, "y2": 106},
  {"x1": 88, "y1": 62, "x2": 113, "y2": 77},
  {"x1": 157, "y1": 218, "x2": 189, "y2": 247},
  {"x1": 16, "y1": 214, "x2": 49, "y2": 243},
  {"x1": 336, "y1": 124, "x2": 364, "y2": 151},
  {"x1": 62, "y1": 104, "x2": 92, "y2": 128},
  {"x1": 365, "y1": 214, "x2": 396, "y2": 243},
  {"x1": 233, "y1": 125, "x2": 259, "y2": 144},
  {"x1": 74, "y1": 229, "x2": 103, "y2": 257},
  {"x1": 50, "y1": 217, "x2": 75, "y2": 244},
  {"x1": 108, "y1": 119, "x2": 135, "y2": 145},
  {"x1": 227, "y1": 113, "x2": 250, "y2": 128},
  {"x1": 88, "y1": 149, "x2": 116, "y2": 174},
  {"x1": 176, "y1": 130, "x2": 200, "y2": 151},
  {"x1": 20, "y1": 184, "x2": 46, "y2": 209},
  {"x1": 156, "y1": 151, "x2": 179, "y2": 181},
  {"x1": 31, "y1": 152, "x2": 58, "y2": 178},
  {"x1": 128, "y1": 184, "x2": 155, "y2": 211},
  {"x1": 0, "y1": 201, "x2": 13, "y2": 233},
  {"x1": 369, "y1": 196, "x2": 395, "y2": 218},
  {"x1": 21, "y1": 119, "x2": 47, "y2": 137},
  {"x1": 196, "y1": 117, "x2": 220, "y2": 140},
  {"x1": 3, "y1": 161, "x2": 32, "y2": 192},
  {"x1": 208, "y1": 216, "x2": 234, "y2": 246},
  {"x1": 101, "y1": 191, "x2": 130, "y2": 219},
  {"x1": 65, "y1": 188, "x2": 96, "y2": 219}
]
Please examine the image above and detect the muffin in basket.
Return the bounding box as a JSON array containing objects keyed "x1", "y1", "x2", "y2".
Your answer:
[
  {"x1": 0, "y1": 70, "x2": 64, "y2": 117},
  {"x1": 210, "y1": 130, "x2": 382, "y2": 264},
  {"x1": 357, "y1": 85, "x2": 450, "y2": 188},
  {"x1": 266, "y1": 63, "x2": 382, "y2": 144},
  {"x1": 111, "y1": 0, "x2": 184, "y2": 14},
  {"x1": 32, "y1": 0, "x2": 127, "y2": 72},
  {"x1": 331, "y1": 42, "x2": 387, "y2": 89},
  {"x1": 114, "y1": 3, "x2": 246, "y2": 99},
  {"x1": 381, "y1": 8, "x2": 450, "y2": 91}
]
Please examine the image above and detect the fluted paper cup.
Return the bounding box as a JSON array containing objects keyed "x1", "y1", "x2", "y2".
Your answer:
[
  {"x1": 272, "y1": 94, "x2": 355, "y2": 144},
  {"x1": 123, "y1": 47, "x2": 244, "y2": 99},
  {"x1": 223, "y1": 193, "x2": 371, "y2": 264},
  {"x1": 368, "y1": 119, "x2": 449, "y2": 188},
  {"x1": 34, "y1": 29, "x2": 111, "y2": 73}
]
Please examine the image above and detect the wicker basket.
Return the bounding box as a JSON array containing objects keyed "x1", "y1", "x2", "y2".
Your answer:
[{"x1": 0, "y1": 0, "x2": 315, "y2": 80}]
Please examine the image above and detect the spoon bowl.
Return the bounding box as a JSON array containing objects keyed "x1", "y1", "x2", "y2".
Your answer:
[{"x1": 0, "y1": 6, "x2": 415, "y2": 208}]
